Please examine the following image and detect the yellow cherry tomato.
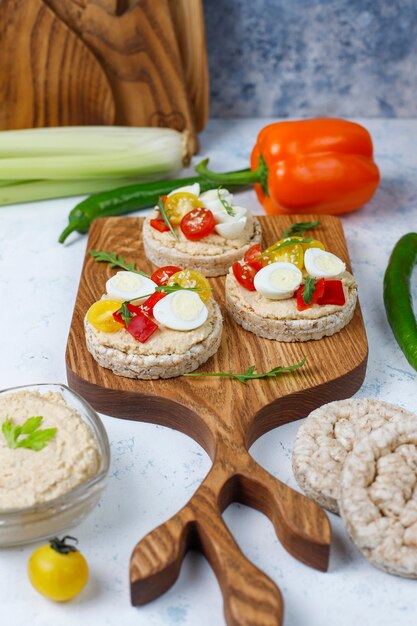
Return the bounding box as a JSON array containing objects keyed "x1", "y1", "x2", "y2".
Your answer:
[
  {"x1": 285, "y1": 235, "x2": 326, "y2": 251},
  {"x1": 28, "y1": 537, "x2": 89, "y2": 602},
  {"x1": 167, "y1": 269, "x2": 212, "y2": 303},
  {"x1": 87, "y1": 299, "x2": 123, "y2": 333},
  {"x1": 164, "y1": 192, "x2": 204, "y2": 225},
  {"x1": 263, "y1": 241, "x2": 304, "y2": 269}
]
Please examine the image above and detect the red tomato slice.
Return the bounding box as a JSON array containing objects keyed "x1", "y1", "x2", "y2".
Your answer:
[
  {"x1": 150, "y1": 218, "x2": 170, "y2": 233},
  {"x1": 140, "y1": 292, "x2": 167, "y2": 316},
  {"x1": 180, "y1": 208, "x2": 216, "y2": 241},
  {"x1": 232, "y1": 261, "x2": 258, "y2": 291},
  {"x1": 126, "y1": 311, "x2": 158, "y2": 343},
  {"x1": 317, "y1": 280, "x2": 346, "y2": 306},
  {"x1": 244, "y1": 244, "x2": 264, "y2": 271},
  {"x1": 150, "y1": 265, "x2": 183, "y2": 286}
]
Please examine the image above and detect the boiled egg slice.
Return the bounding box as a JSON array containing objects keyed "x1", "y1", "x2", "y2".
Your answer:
[
  {"x1": 214, "y1": 216, "x2": 247, "y2": 239},
  {"x1": 106, "y1": 271, "x2": 157, "y2": 303},
  {"x1": 254, "y1": 262, "x2": 303, "y2": 300},
  {"x1": 304, "y1": 248, "x2": 346, "y2": 279},
  {"x1": 168, "y1": 183, "x2": 200, "y2": 197},
  {"x1": 153, "y1": 290, "x2": 208, "y2": 331},
  {"x1": 200, "y1": 188, "x2": 234, "y2": 214}
]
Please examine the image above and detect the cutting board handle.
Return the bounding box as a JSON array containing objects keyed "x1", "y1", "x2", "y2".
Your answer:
[{"x1": 130, "y1": 438, "x2": 330, "y2": 626}]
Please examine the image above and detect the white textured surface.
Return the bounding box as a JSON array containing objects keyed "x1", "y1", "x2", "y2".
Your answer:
[{"x1": 0, "y1": 118, "x2": 416, "y2": 625}]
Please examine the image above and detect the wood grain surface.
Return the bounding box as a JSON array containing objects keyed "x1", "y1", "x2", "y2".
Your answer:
[
  {"x1": 168, "y1": 0, "x2": 210, "y2": 132},
  {"x1": 66, "y1": 215, "x2": 368, "y2": 626},
  {"x1": 44, "y1": 0, "x2": 198, "y2": 155},
  {"x1": 0, "y1": 0, "x2": 115, "y2": 129}
]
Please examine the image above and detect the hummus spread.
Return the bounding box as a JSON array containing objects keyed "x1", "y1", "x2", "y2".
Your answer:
[
  {"x1": 226, "y1": 271, "x2": 357, "y2": 320},
  {"x1": 146, "y1": 210, "x2": 258, "y2": 256},
  {"x1": 0, "y1": 391, "x2": 100, "y2": 510},
  {"x1": 89, "y1": 299, "x2": 218, "y2": 355}
]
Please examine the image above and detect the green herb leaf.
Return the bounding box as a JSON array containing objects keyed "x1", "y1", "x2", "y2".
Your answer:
[
  {"x1": 19, "y1": 415, "x2": 43, "y2": 435},
  {"x1": 90, "y1": 250, "x2": 149, "y2": 277},
  {"x1": 157, "y1": 197, "x2": 179, "y2": 242},
  {"x1": 118, "y1": 302, "x2": 135, "y2": 326},
  {"x1": 2, "y1": 418, "x2": 18, "y2": 448},
  {"x1": 184, "y1": 357, "x2": 306, "y2": 384},
  {"x1": 156, "y1": 283, "x2": 205, "y2": 294},
  {"x1": 1, "y1": 416, "x2": 57, "y2": 451},
  {"x1": 302, "y1": 277, "x2": 317, "y2": 305},
  {"x1": 282, "y1": 221, "x2": 320, "y2": 238},
  {"x1": 217, "y1": 188, "x2": 235, "y2": 216},
  {"x1": 259, "y1": 237, "x2": 314, "y2": 258}
]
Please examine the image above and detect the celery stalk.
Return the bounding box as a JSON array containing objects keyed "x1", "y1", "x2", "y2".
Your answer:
[
  {"x1": 0, "y1": 177, "x2": 146, "y2": 205},
  {"x1": 0, "y1": 126, "x2": 186, "y2": 180}
]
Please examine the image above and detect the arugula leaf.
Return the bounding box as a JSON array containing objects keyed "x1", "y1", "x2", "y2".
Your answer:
[
  {"x1": 184, "y1": 357, "x2": 306, "y2": 384},
  {"x1": 282, "y1": 221, "x2": 320, "y2": 238},
  {"x1": 119, "y1": 302, "x2": 134, "y2": 326},
  {"x1": 302, "y1": 277, "x2": 317, "y2": 305},
  {"x1": 157, "y1": 197, "x2": 179, "y2": 242},
  {"x1": 90, "y1": 250, "x2": 149, "y2": 277},
  {"x1": 259, "y1": 237, "x2": 314, "y2": 258},
  {"x1": 2, "y1": 416, "x2": 57, "y2": 451},
  {"x1": 217, "y1": 188, "x2": 235, "y2": 216}
]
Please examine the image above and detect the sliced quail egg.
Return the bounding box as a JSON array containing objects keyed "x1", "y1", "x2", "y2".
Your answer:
[
  {"x1": 106, "y1": 271, "x2": 157, "y2": 303},
  {"x1": 168, "y1": 183, "x2": 200, "y2": 197},
  {"x1": 254, "y1": 262, "x2": 303, "y2": 300},
  {"x1": 153, "y1": 290, "x2": 208, "y2": 331},
  {"x1": 214, "y1": 216, "x2": 247, "y2": 239},
  {"x1": 200, "y1": 188, "x2": 234, "y2": 214},
  {"x1": 304, "y1": 248, "x2": 346, "y2": 279}
]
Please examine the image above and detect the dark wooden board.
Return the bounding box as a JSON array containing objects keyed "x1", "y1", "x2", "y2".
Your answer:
[{"x1": 66, "y1": 215, "x2": 368, "y2": 626}]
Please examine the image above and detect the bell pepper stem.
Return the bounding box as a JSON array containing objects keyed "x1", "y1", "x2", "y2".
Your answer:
[{"x1": 194, "y1": 157, "x2": 269, "y2": 194}]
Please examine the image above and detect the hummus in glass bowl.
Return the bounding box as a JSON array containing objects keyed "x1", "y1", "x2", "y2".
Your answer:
[{"x1": 0, "y1": 384, "x2": 109, "y2": 547}]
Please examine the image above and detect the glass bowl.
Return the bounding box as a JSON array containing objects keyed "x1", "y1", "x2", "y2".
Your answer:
[{"x1": 0, "y1": 383, "x2": 110, "y2": 547}]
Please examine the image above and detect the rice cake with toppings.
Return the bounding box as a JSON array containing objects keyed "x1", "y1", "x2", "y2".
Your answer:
[
  {"x1": 225, "y1": 269, "x2": 357, "y2": 342},
  {"x1": 143, "y1": 212, "x2": 262, "y2": 277},
  {"x1": 85, "y1": 299, "x2": 222, "y2": 379}
]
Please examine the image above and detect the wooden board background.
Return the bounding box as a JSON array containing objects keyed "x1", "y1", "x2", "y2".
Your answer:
[{"x1": 66, "y1": 214, "x2": 368, "y2": 626}]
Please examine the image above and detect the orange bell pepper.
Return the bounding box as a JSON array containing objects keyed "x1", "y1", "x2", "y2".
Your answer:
[{"x1": 195, "y1": 118, "x2": 380, "y2": 215}]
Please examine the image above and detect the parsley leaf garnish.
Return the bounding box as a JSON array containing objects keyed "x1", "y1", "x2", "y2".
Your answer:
[
  {"x1": 302, "y1": 277, "x2": 317, "y2": 305},
  {"x1": 2, "y1": 416, "x2": 57, "y2": 451},
  {"x1": 90, "y1": 250, "x2": 149, "y2": 277},
  {"x1": 157, "y1": 197, "x2": 179, "y2": 242},
  {"x1": 217, "y1": 188, "x2": 235, "y2": 216},
  {"x1": 282, "y1": 221, "x2": 320, "y2": 238},
  {"x1": 184, "y1": 357, "x2": 306, "y2": 384}
]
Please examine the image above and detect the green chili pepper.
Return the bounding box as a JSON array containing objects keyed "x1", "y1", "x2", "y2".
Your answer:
[
  {"x1": 58, "y1": 169, "x2": 251, "y2": 244},
  {"x1": 383, "y1": 232, "x2": 417, "y2": 371}
]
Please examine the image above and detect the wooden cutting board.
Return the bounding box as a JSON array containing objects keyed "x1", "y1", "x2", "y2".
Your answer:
[{"x1": 66, "y1": 215, "x2": 368, "y2": 626}]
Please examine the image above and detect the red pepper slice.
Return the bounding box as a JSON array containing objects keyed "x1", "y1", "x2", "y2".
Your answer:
[
  {"x1": 112, "y1": 303, "x2": 142, "y2": 325},
  {"x1": 126, "y1": 311, "x2": 158, "y2": 343},
  {"x1": 140, "y1": 291, "x2": 167, "y2": 316},
  {"x1": 150, "y1": 218, "x2": 170, "y2": 233},
  {"x1": 317, "y1": 280, "x2": 346, "y2": 306},
  {"x1": 296, "y1": 278, "x2": 325, "y2": 311}
]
